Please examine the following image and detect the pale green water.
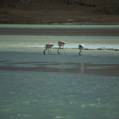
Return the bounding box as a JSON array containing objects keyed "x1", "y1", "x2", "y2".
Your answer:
[
  {"x1": 0, "y1": 24, "x2": 119, "y2": 29},
  {"x1": 0, "y1": 52, "x2": 119, "y2": 119},
  {"x1": 0, "y1": 24, "x2": 119, "y2": 50},
  {"x1": 0, "y1": 24, "x2": 119, "y2": 119},
  {"x1": 0, "y1": 35, "x2": 119, "y2": 51},
  {"x1": 0, "y1": 71, "x2": 119, "y2": 119}
]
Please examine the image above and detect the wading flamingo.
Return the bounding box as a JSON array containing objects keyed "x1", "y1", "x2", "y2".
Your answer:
[
  {"x1": 43, "y1": 43, "x2": 54, "y2": 55},
  {"x1": 78, "y1": 44, "x2": 84, "y2": 55},
  {"x1": 57, "y1": 41, "x2": 67, "y2": 54}
]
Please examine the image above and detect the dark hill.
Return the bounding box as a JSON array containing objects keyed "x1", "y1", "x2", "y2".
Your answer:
[{"x1": 0, "y1": 0, "x2": 119, "y2": 24}]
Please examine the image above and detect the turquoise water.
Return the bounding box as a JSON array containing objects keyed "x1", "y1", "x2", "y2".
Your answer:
[
  {"x1": 0, "y1": 71, "x2": 119, "y2": 119},
  {"x1": 0, "y1": 52, "x2": 119, "y2": 119}
]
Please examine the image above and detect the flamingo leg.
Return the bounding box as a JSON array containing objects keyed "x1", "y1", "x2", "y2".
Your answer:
[
  {"x1": 57, "y1": 47, "x2": 62, "y2": 54},
  {"x1": 79, "y1": 49, "x2": 82, "y2": 55},
  {"x1": 43, "y1": 48, "x2": 47, "y2": 55}
]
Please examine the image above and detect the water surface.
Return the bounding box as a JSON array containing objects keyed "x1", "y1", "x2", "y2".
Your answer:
[{"x1": 0, "y1": 25, "x2": 119, "y2": 119}]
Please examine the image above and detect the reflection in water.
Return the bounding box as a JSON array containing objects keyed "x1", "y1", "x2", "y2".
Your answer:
[{"x1": 80, "y1": 62, "x2": 84, "y2": 74}]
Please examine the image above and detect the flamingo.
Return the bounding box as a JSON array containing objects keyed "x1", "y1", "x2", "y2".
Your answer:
[
  {"x1": 57, "y1": 40, "x2": 67, "y2": 54},
  {"x1": 43, "y1": 43, "x2": 54, "y2": 55},
  {"x1": 78, "y1": 44, "x2": 84, "y2": 55}
]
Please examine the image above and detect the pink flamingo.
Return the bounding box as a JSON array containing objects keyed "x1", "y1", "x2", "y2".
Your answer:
[
  {"x1": 57, "y1": 41, "x2": 67, "y2": 54},
  {"x1": 43, "y1": 43, "x2": 54, "y2": 55}
]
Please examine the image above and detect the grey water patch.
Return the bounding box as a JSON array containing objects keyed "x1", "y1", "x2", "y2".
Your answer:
[
  {"x1": 0, "y1": 61, "x2": 119, "y2": 76},
  {"x1": 0, "y1": 72, "x2": 119, "y2": 119}
]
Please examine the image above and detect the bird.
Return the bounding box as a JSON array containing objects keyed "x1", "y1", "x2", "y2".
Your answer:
[
  {"x1": 43, "y1": 43, "x2": 54, "y2": 55},
  {"x1": 78, "y1": 44, "x2": 84, "y2": 55},
  {"x1": 57, "y1": 40, "x2": 67, "y2": 54}
]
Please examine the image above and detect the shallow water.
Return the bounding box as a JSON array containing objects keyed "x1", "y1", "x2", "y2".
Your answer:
[
  {"x1": 0, "y1": 24, "x2": 119, "y2": 51},
  {"x1": 0, "y1": 71, "x2": 119, "y2": 119},
  {"x1": 0, "y1": 51, "x2": 119, "y2": 119},
  {"x1": 0, "y1": 35, "x2": 119, "y2": 51},
  {"x1": 0, "y1": 24, "x2": 119, "y2": 119},
  {"x1": 0, "y1": 24, "x2": 119, "y2": 29}
]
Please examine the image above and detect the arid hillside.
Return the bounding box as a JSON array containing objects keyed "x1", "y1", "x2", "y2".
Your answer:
[{"x1": 0, "y1": 0, "x2": 119, "y2": 24}]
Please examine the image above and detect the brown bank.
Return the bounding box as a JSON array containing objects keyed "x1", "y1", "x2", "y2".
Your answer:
[{"x1": 0, "y1": 0, "x2": 119, "y2": 24}]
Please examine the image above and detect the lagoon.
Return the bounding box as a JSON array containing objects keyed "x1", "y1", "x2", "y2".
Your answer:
[{"x1": 0, "y1": 24, "x2": 119, "y2": 119}]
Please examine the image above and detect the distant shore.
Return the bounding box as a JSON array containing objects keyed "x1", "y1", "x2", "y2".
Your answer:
[
  {"x1": 1, "y1": 16, "x2": 119, "y2": 24},
  {"x1": 0, "y1": 8, "x2": 119, "y2": 24}
]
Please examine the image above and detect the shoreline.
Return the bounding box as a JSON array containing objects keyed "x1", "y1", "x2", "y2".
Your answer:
[
  {"x1": 1, "y1": 14, "x2": 119, "y2": 25},
  {"x1": 0, "y1": 9, "x2": 119, "y2": 24},
  {"x1": 0, "y1": 48, "x2": 119, "y2": 55}
]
